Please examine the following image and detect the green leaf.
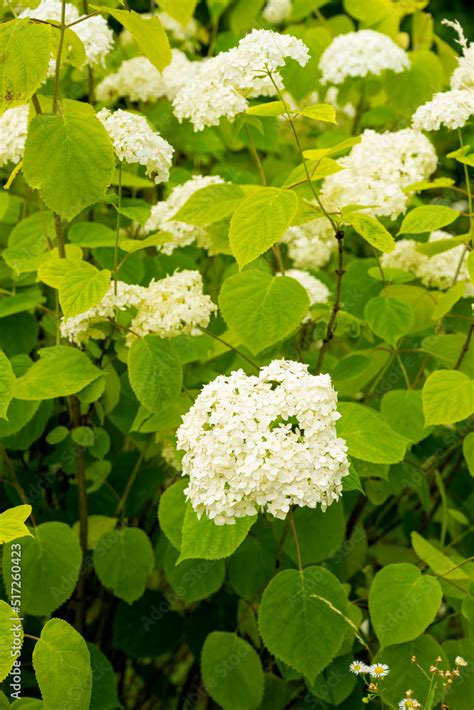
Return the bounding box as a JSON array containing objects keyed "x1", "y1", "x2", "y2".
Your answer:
[
  {"x1": 102, "y1": 9, "x2": 172, "y2": 71},
  {"x1": 0, "y1": 19, "x2": 51, "y2": 114},
  {"x1": 14, "y1": 346, "x2": 101, "y2": 400},
  {"x1": 38, "y1": 258, "x2": 84, "y2": 288},
  {"x1": 2, "y1": 211, "x2": 54, "y2": 275},
  {"x1": 369, "y1": 563, "x2": 442, "y2": 647},
  {"x1": 422, "y1": 370, "x2": 474, "y2": 426},
  {"x1": 158, "y1": 478, "x2": 187, "y2": 550},
  {"x1": 0, "y1": 600, "x2": 23, "y2": 682},
  {"x1": 284, "y1": 503, "x2": 345, "y2": 566},
  {"x1": 33, "y1": 618, "x2": 92, "y2": 710},
  {"x1": 128, "y1": 336, "x2": 183, "y2": 414},
  {"x1": 246, "y1": 100, "x2": 289, "y2": 116},
  {"x1": 2, "y1": 522, "x2": 82, "y2": 616},
  {"x1": 219, "y1": 271, "x2": 309, "y2": 354},
  {"x1": 68, "y1": 222, "x2": 117, "y2": 248},
  {"x1": 164, "y1": 544, "x2": 225, "y2": 603},
  {"x1": 23, "y1": 109, "x2": 115, "y2": 221},
  {"x1": 337, "y1": 402, "x2": 408, "y2": 464},
  {"x1": 0, "y1": 351, "x2": 14, "y2": 420},
  {"x1": 229, "y1": 188, "x2": 298, "y2": 268},
  {"x1": 346, "y1": 213, "x2": 395, "y2": 253},
  {"x1": 380, "y1": 390, "x2": 428, "y2": 444},
  {"x1": 201, "y1": 632, "x2": 264, "y2": 710},
  {"x1": 259, "y1": 567, "x2": 349, "y2": 683},
  {"x1": 0, "y1": 505, "x2": 32, "y2": 544},
  {"x1": 297, "y1": 103, "x2": 337, "y2": 123},
  {"x1": 0, "y1": 289, "x2": 45, "y2": 319},
  {"x1": 431, "y1": 281, "x2": 465, "y2": 320},
  {"x1": 173, "y1": 184, "x2": 244, "y2": 226},
  {"x1": 179, "y1": 504, "x2": 255, "y2": 562},
  {"x1": 411, "y1": 532, "x2": 473, "y2": 588},
  {"x1": 93, "y1": 527, "x2": 154, "y2": 604},
  {"x1": 364, "y1": 296, "x2": 413, "y2": 346},
  {"x1": 398, "y1": 205, "x2": 460, "y2": 235},
  {"x1": 463, "y1": 432, "x2": 474, "y2": 477},
  {"x1": 58, "y1": 263, "x2": 110, "y2": 318},
  {"x1": 158, "y1": 0, "x2": 197, "y2": 25}
]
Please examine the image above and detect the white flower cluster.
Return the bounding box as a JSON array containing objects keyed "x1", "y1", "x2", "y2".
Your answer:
[
  {"x1": 20, "y1": 0, "x2": 113, "y2": 68},
  {"x1": 381, "y1": 230, "x2": 473, "y2": 294},
  {"x1": 144, "y1": 175, "x2": 224, "y2": 253},
  {"x1": 451, "y1": 45, "x2": 474, "y2": 90},
  {"x1": 413, "y1": 21, "x2": 474, "y2": 131},
  {"x1": 399, "y1": 697, "x2": 421, "y2": 709},
  {"x1": 172, "y1": 29, "x2": 309, "y2": 130},
  {"x1": 263, "y1": 0, "x2": 292, "y2": 24},
  {"x1": 281, "y1": 218, "x2": 337, "y2": 270},
  {"x1": 128, "y1": 270, "x2": 217, "y2": 341},
  {"x1": 412, "y1": 89, "x2": 474, "y2": 131},
  {"x1": 442, "y1": 18, "x2": 474, "y2": 91},
  {"x1": 97, "y1": 108, "x2": 174, "y2": 184},
  {"x1": 349, "y1": 660, "x2": 390, "y2": 678},
  {"x1": 60, "y1": 281, "x2": 144, "y2": 344},
  {"x1": 177, "y1": 360, "x2": 349, "y2": 524},
  {"x1": 61, "y1": 271, "x2": 216, "y2": 344},
  {"x1": 0, "y1": 106, "x2": 28, "y2": 167},
  {"x1": 284, "y1": 269, "x2": 330, "y2": 306},
  {"x1": 321, "y1": 129, "x2": 438, "y2": 219},
  {"x1": 96, "y1": 50, "x2": 194, "y2": 104},
  {"x1": 319, "y1": 30, "x2": 410, "y2": 85}
]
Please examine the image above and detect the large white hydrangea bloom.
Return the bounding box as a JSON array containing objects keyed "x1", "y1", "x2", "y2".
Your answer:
[
  {"x1": 96, "y1": 50, "x2": 194, "y2": 104},
  {"x1": 172, "y1": 29, "x2": 309, "y2": 130},
  {"x1": 61, "y1": 271, "x2": 216, "y2": 344},
  {"x1": 321, "y1": 129, "x2": 438, "y2": 219},
  {"x1": 144, "y1": 175, "x2": 225, "y2": 253},
  {"x1": 129, "y1": 270, "x2": 217, "y2": 341},
  {"x1": 381, "y1": 231, "x2": 473, "y2": 295},
  {"x1": 319, "y1": 30, "x2": 410, "y2": 85},
  {"x1": 20, "y1": 0, "x2": 113, "y2": 68},
  {"x1": 263, "y1": 0, "x2": 292, "y2": 24},
  {"x1": 281, "y1": 218, "x2": 337, "y2": 270},
  {"x1": 0, "y1": 106, "x2": 29, "y2": 167},
  {"x1": 97, "y1": 108, "x2": 174, "y2": 184},
  {"x1": 413, "y1": 20, "x2": 474, "y2": 131},
  {"x1": 412, "y1": 89, "x2": 474, "y2": 131},
  {"x1": 177, "y1": 360, "x2": 349, "y2": 525}
]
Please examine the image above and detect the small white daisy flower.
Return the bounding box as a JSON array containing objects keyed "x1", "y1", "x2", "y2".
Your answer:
[
  {"x1": 369, "y1": 663, "x2": 390, "y2": 679},
  {"x1": 399, "y1": 698, "x2": 421, "y2": 709},
  {"x1": 455, "y1": 655, "x2": 468, "y2": 667},
  {"x1": 349, "y1": 660, "x2": 370, "y2": 675}
]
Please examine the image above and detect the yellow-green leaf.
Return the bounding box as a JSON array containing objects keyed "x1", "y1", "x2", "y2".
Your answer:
[{"x1": 0, "y1": 505, "x2": 32, "y2": 544}]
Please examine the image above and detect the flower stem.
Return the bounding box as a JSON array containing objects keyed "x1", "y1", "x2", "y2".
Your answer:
[
  {"x1": 52, "y1": 0, "x2": 67, "y2": 113},
  {"x1": 315, "y1": 230, "x2": 345, "y2": 373},
  {"x1": 114, "y1": 162, "x2": 123, "y2": 295}
]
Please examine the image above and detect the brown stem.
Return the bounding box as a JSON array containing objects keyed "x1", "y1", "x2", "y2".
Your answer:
[
  {"x1": 53, "y1": 213, "x2": 66, "y2": 258},
  {"x1": 70, "y1": 396, "x2": 88, "y2": 632},
  {"x1": 0, "y1": 445, "x2": 36, "y2": 526},
  {"x1": 454, "y1": 323, "x2": 473, "y2": 370},
  {"x1": 115, "y1": 442, "x2": 150, "y2": 518},
  {"x1": 315, "y1": 230, "x2": 345, "y2": 373}
]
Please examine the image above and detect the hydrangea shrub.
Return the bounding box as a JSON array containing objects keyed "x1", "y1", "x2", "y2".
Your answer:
[{"x1": 0, "y1": 0, "x2": 473, "y2": 708}]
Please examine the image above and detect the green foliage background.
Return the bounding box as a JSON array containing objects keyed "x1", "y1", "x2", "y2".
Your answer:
[{"x1": 0, "y1": 0, "x2": 473, "y2": 709}]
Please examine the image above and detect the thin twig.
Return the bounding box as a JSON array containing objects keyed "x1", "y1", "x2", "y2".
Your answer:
[
  {"x1": 198, "y1": 326, "x2": 260, "y2": 372},
  {"x1": 315, "y1": 230, "x2": 345, "y2": 373}
]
